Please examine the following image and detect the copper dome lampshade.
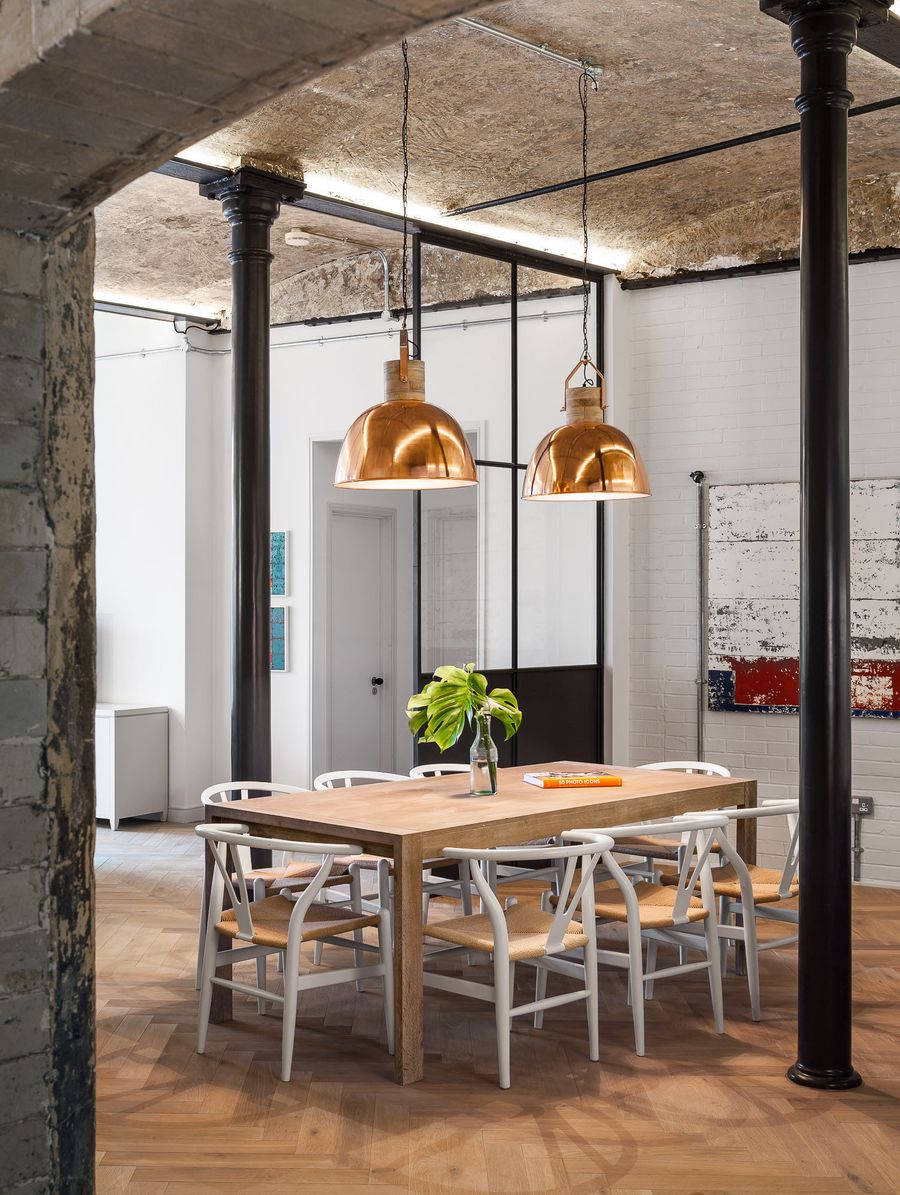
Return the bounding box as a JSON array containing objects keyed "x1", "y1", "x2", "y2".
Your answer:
[
  {"x1": 334, "y1": 40, "x2": 476, "y2": 492},
  {"x1": 334, "y1": 333, "x2": 477, "y2": 489},
  {"x1": 522, "y1": 356, "x2": 650, "y2": 501}
]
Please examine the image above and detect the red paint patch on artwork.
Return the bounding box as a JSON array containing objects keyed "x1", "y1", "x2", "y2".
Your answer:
[{"x1": 717, "y1": 656, "x2": 900, "y2": 712}]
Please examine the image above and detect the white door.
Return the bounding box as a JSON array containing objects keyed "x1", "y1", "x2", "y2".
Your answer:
[{"x1": 327, "y1": 507, "x2": 395, "y2": 771}]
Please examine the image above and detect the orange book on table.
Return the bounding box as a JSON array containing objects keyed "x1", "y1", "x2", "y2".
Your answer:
[{"x1": 523, "y1": 771, "x2": 623, "y2": 789}]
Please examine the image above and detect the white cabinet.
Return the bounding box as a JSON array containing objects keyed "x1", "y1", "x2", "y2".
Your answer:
[{"x1": 95, "y1": 704, "x2": 169, "y2": 829}]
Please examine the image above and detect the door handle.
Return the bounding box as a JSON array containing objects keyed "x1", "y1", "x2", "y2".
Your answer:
[{"x1": 371, "y1": 675, "x2": 384, "y2": 695}]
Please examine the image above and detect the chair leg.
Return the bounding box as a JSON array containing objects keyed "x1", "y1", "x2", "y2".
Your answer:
[
  {"x1": 349, "y1": 867, "x2": 366, "y2": 990},
  {"x1": 704, "y1": 914, "x2": 725, "y2": 1034},
  {"x1": 676, "y1": 845, "x2": 689, "y2": 967},
  {"x1": 196, "y1": 929, "x2": 219, "y2": 1055},
  {"x1": 584, "y1": 936, "x2": 600, "y2": 1063},
  {"x1": 626, "y1": 920, "x2": 646, "y2": 1057},
  {"x1": 494, "y1": 959, "x2": 513, "y2": 1090},
  {"x1": 254, "y1": 946, "x2": 268, "y2": 1013},
  {"x1": 533, "y1": 964, "x2": 548, "y2": 1029},
  {"x1": 280, "y1": 944, "x2": 300, "y2": 1083},
  {"x1": 719, "y1": 897, "x2": 730, "y2": 977},
  {"x1": 378, "y1": 908, "x2": 395, "y2": 1056},
  {"x1": 644, "y1": 936, "x2": 658, "y2": 1000},
  {"x1": 459, "y1": 862, "x2": 473, "y2": 917},
  {"x1": 742, "y1": 903, "x2": 761, "y2": 1022},
  {"x1": 195, "y1": 882, "x2": 208, "y2": 991}
]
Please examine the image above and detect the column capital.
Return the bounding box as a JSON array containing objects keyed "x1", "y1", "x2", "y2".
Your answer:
[
  {"x1": 760, "y1": 0, "x2": 891, "y2": 42},
  {"x1": 200, "y1": 167, "x2": 305, "y2": 227}
]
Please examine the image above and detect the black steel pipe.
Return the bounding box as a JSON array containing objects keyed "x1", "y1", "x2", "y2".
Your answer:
[
  {"x1": 201, "y1": 169, "x2": 303, "y2": 828},
  {"x1": 765, "y1": 0, "x2": 890, "y2": 1091},
  {"x1": 594, "y1": 280, "x2": 606, "y2": 763},
  {"x1": 510, "y1": 262, "x2": 519, "y2": 766},
  {"x1": 411, "y1": 233, "x2": 423, "y2": 764},
  {"x1": 443, "y1": 93, "x2": 900, "y2": 219}
]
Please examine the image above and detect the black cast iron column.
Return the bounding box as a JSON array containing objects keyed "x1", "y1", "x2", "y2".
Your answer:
[
  {"x1": 202, "y1": 169, "x2": 304, "y2": 794},
  {"x1": 762, "y1": 0, "x2": 888, "y2": 1090}
]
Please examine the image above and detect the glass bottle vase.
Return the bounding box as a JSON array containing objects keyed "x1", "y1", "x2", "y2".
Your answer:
[{"x1": 469, "y1": 716, "x2": 498, "y2": 795}]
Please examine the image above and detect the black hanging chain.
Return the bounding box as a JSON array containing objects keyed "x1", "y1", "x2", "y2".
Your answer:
[
  {"x1": 400, "y1": 39, "x2": 410, "y2": 334},
  {"x1": 579, "y1": 66, "x2": 595, "y2": 384}
]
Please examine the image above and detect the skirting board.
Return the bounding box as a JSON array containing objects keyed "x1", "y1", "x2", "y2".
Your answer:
[{"x1": 164, "y1": 806, "x2": 205, "y2": 824}]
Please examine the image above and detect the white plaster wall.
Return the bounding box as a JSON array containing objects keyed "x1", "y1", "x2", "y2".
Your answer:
[
  {"x1": 94, "y1": 295, "x2": 602, "y2": 806},
  {"x1": 268, "y1": 295, "x2": 598, "y2": 785},
  {"x1": 622, "y1": 260, "x2": 900, "y2": 886},
  {"x1": 94, "y1": 314, "x2": 228, "y2": 816}
]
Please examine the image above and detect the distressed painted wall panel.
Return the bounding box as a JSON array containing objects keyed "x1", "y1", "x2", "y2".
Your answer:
[
  {"x1": 709, "y1": 542, "x2": 799, "y2": 601},
  {"x1": 708, "y1": 482, "x2": 799, "y2": 543},
  {"x1": 708, "y1": 479, "x2": 900, "y2": 717},
  {"x1": 851, "y1": 479, "x2": 900, "y2": 540},
  {"x1": 709, "y1": 599, "x2": 798, "y2": 657}
]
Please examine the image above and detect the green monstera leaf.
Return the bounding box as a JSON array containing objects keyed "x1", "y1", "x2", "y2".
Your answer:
[{"x1": 406, "y1": 663, "x2": 522, "y2": 752}]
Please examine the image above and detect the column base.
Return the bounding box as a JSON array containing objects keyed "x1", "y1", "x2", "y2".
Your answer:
[{"x1": 787, "y1": 1060, "x2": 862, "y2": 1089}]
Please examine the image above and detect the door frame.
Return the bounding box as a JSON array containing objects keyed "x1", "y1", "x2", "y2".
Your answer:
[{"x1": 317, "y1": 502, "x2": 398, "y2": 776}]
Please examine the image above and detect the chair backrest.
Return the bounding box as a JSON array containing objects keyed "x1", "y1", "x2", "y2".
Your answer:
[
  {"x1": 313, "y1": 770, "x2": 410, "y2": 790},
  {"x1": 409, "y1": 763, "x2": 469, "y2": 778},
  {"x1": 196, "y1": 822, "x2": 362, "y2": 952},
  {"x1": 572, "y1": 814, "x2": 729, "y2": 926},
  {"x1": 443, "y1": 838, "x2": 613, "y2": 956},
  {"x1": 713, "y1": 800, "x2": 800, "y2": 899},
  {"x1": 201, "y1": 781, "x2": 307, "y2": 805},
  {"x1": 637, "y1": 760, "x2": 731, "y2": 778},
  {"x1": 200, "y1": 781, "x2": 308, "y2": 872}
]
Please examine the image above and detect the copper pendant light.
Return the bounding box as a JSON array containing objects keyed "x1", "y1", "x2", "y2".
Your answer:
[
  {"x1": 522, "y1": 69, "x2": 648, "y2": 503},
  {"x1": 522, "y1": 355, "x2": 650, "y2": 500},
  {"x1": 335, "y1": 41, "x2": 476, "y2": 492}
]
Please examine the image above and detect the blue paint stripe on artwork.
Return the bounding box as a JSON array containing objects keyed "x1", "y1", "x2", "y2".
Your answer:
[
  {"x1": 270, "y1": 606, "x2": 286, "y2": 671},
  {"x1": 270, "y1": 531, "x2": 286, "y2": 597},
  {"x1": 707, "y1": 667, "x2": 900, "y2": 717}
]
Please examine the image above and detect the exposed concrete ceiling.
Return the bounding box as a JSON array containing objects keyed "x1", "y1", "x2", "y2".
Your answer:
[
  {"x1": 94, "y1": 171, "x2": 400, "y2": 316},
  {"x1": 95, "y1": 0, "x2": 900, "y2": 314}
]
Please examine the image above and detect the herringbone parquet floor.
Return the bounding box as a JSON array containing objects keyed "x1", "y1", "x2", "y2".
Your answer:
[{"x1": 96, "y1": 823, "x2": 900, "y2": 1194}]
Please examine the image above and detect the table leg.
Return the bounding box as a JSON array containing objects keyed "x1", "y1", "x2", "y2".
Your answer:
[
  {"x1": 392, "y1": 839, "x2": 424, "y2": 1084},
  {"x1": 204, "y1": 830, "x2": 233, "y2": 1023},
  {"x1": 733, "y1": 782, "x2": 758, "y2": 977}
]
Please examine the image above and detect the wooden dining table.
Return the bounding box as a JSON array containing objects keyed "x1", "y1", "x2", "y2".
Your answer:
[{"x1": 207, "y1": 760, "x2": 756, "y2": 1085}]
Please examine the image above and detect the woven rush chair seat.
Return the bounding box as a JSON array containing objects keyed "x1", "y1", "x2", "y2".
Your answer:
[
  {"x1": 337, "y1": 852, "x2": 448, "y2": 872},
  {"x1": 217, "y1": 894, "x2": 380, "y2": 950},
  {"x1": 240, "y1": 859, "x2": 349, "y2": 885},
  {"x1": 593, "y1": 879, "x2": 709, "y2": 929},
  {"x1": 429, "y1": 837, "x2": 557, "y2": 880},
  {"x1": 659, "y1": 862, "x2": 799, "y2": 904},
  {"x1": 424, "y1": 903, "x2": 587, "y2": 962},
  {"x1": 615, "y1": 834, "x2": 726, "y2": 862}
]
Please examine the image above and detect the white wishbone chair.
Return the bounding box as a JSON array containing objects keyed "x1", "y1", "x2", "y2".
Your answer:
[
  {"x1": 664, "y1": 799, "x2": 799, "y2": 1021},
  {"x1": 422, "y1": 837, "x2": 611, "y2": 1089},
  {"x1": 407, "y1": 764, "x2": 478, "y2": 919},
  {"x1": 616, "y1": 762, "x2": 732, "y2": 877},
  {"x1": 569, "y1": 814, "x2": 728, "y2": 1056},
  {"x1": 408, "y1": 763, "x2": 470, "y2": 778},
  {"x1": 408, "y1": 764, "x2": 563, "y2": 926},
  {"x1": 195, "y1": 822, "x2": 394, "y2": 1082},
  {"x1": 314, "y1": 770, "x2": 411, "y2": 789},
  {"x1": 196, "y1": 782, "x2": 341, "y2": 987},
  {"x1": 311, "y1": 769, "x2": 468, "y2": 957}
]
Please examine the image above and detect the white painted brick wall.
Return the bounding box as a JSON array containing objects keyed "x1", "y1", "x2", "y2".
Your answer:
[{"x1": 625, "y1": 260, "x2": 900, "y2": 885}]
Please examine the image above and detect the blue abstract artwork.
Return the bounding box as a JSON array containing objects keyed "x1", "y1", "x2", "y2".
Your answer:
[
  {"x1": 270, "y1": 531, "x2": 287, "y2": 597},
  {"x1": 270, "y1": 606, "x2": 287, "y2": 672}
]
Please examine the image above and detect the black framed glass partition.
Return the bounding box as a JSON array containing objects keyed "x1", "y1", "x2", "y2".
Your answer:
[{"x1": 412, "y1": 238, "x2": 606, "y2": 768}]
